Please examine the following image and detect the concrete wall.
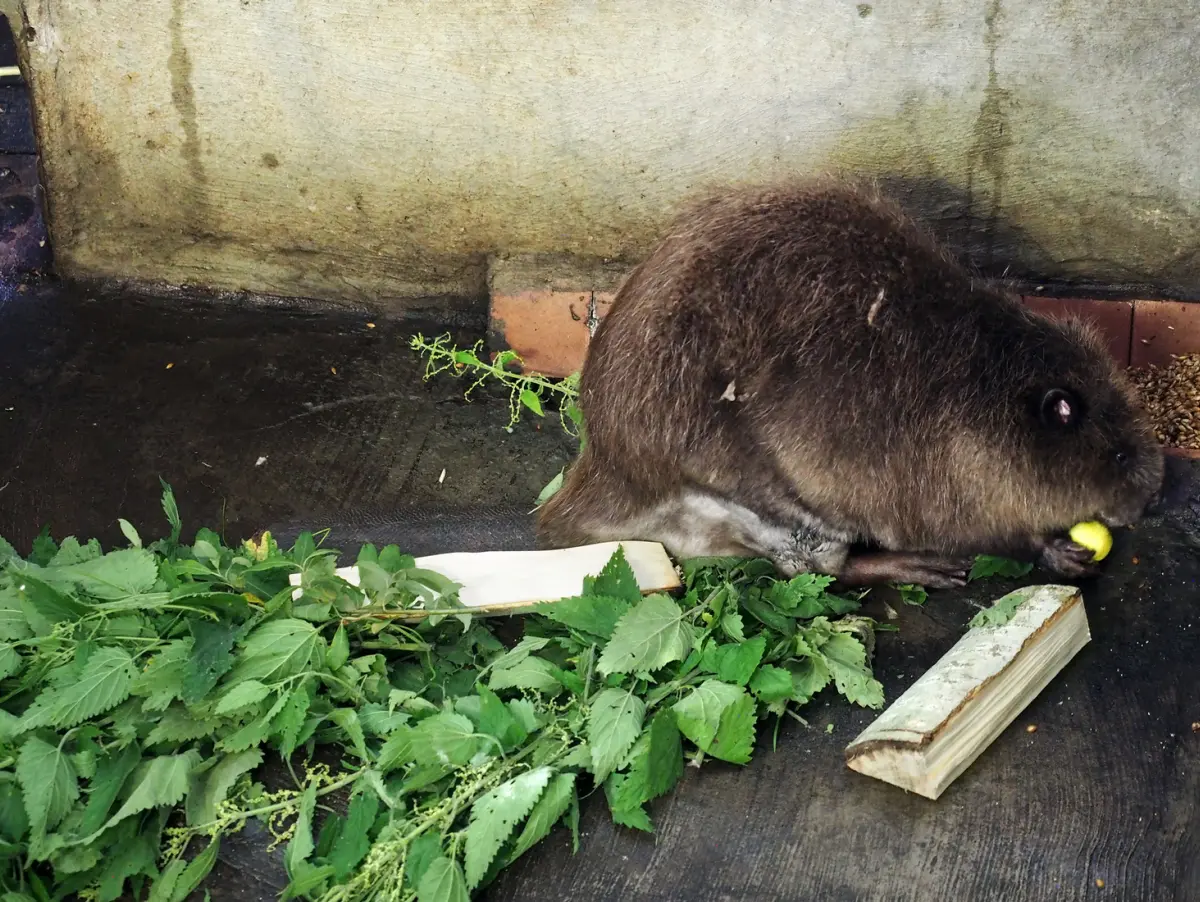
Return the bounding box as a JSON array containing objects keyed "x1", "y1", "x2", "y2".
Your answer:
[{"x1": 8, "y1": 0, "x2": 1200, "y2": 306}]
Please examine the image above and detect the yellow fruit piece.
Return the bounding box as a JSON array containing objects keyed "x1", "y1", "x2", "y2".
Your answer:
[{"x1": 1069, "y1": 521, "x2": 1112, "y2": 562}]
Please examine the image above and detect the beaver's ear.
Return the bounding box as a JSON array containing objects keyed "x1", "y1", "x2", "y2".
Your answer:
[{"x1": 1040, "y1": 388, "x2": 1081, "y2": 428}]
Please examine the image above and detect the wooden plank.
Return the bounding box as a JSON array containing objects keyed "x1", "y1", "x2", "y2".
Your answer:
[
  {"x1": 287, "y1": 540, "x2": 681, "y2": 617},
  {"x1": 844, "y1": 584, "x2": 1090, "y2": 800}
]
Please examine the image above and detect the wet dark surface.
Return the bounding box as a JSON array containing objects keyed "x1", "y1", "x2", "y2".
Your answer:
[{"x1": 0, "y1": 283, "x2": 1197, "y2": 901}]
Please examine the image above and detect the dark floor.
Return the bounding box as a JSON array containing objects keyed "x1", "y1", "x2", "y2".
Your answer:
[{"x1": 1, "y1": 283, "x2": 1197, "y2": 902}]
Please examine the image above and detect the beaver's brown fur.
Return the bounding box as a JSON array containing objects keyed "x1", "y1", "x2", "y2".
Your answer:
[{"x1": 535, "y1": 179, "x2": 1165, "y2": 586}]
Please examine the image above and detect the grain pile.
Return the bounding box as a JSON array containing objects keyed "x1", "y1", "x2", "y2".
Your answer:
[{"x1": 1127, "y1": 353, "x2": 1200, "y2": 450}]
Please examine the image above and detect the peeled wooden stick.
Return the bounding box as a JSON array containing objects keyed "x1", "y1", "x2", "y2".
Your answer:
[
  {"x1": 844, "y1": 584, "x2": 1090, "y2": 800},
  {"x1": 287, "y1": 540, "x2": 681, "y2": 618}
]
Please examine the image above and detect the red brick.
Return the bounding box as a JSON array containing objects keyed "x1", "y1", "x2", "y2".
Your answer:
[
  {"x1": 489, "y1": 290, "x2": 614, "y2": 378},
  {"x1": 1022, "y1": 297, "x2": 1133, "y2": 367},
  {"x1": 1130, "y1": 299, "x2": 1200, "y2": 369}
]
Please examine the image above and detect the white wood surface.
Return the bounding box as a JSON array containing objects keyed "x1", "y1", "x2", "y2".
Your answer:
[
  {"x1": 288, "y1": 540, "x2": 681, "y2": 615},
  {"x1": 844, "y1": 585, "x2": 1090, "y2": 800}
]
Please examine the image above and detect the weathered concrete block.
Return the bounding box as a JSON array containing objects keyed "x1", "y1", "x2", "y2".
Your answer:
[{"x1": 9, "y1": 0, "x2": 1200, "y2": 306}]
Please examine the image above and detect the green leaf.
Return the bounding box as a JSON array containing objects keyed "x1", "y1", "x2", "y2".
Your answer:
[
  {"x1": 0, "y1": 535, "x2": 17, "y2": 565},
  {"x1": 463, "y1": 765, "x2": 553, "y2": 888},
  {"x1": 160, "y1": 479, "x2": 183, "y2": 544},
  {"x1": 47, "y1": 536, "x2": 101, "y2": 566},
  {"x1": 214, "y1": 679, "x2": 272, "y2": 715},
  {"x1": 328, "y1": 791, "x2": 380, "y2": 878},
  {"x1": 416, "y1": 856, "x2": 469, "y2": 902},
  {"x1": 166, "y1": 837, "x2": 221, "y2": 902},
  {"x1": 53, "y1": 548, "x2": 159, "y2": 600},
  {"x1": 709, "y1": 690, "x2": 756, "y2": 764},
  {"x1": 702, "y1": 635, "x2": 766, "y2": 686},
  {"x1": 328, "y1": 708, "x2": 369, "y2": 761},
  {"x1": 968, "y1": 554, "x2": 1034, "y2": 581},
  {"x1": 788, "y1": 657, "x2": 832, "y2": 704},
  {"x1": 186, "y1": 749, "x2": 263, "y2": 826},
  {"x1": 749, "y1": 664, "x2": 794, "y2": 703},
  {"x1": 409, "y1": 712, "x2": 483, "y2": 768},
  {"x1": 30, "y1": 526, "x2": 57, "y2": 566},
  {"x1": 226, "y1": 618, "x2": 321, "y2": 684},
  {"x1": 0, "y1": 778, "x2": 29, "y2": 842},
  {"x1": 13, "y1": 572, "x2": 88, "y2": 633},
  {"x1": 79, "y1": 744, "x2": 141, "y2": 836},
  {"x1": 597, "y1": 594, "x2": 693, "y2": 676},
  {"x1": 894, "y1": 583, "x2": 928, "y2": 606},
  {"x1": 487, "y1": 655, "x2": 562, "y2": 693},
  {"x1": 639, "y1": 709, "x2": 685, "y2": 800},
  {"x1": 286, "y1": 782, "x2": 317, "y2": 876},
  {"x1": 146, "y1": 705, "x2": 219, "y2": 746},
  {"x1": 519, "y1": 389, "x2": 544, "y2": 416},
  {"x1": 585, "y1": 545, "x2": 642, "y2": 603},
  {"x1": 0, "y1": 588, "x2": 30, "y2": 641},
  {"x1": 603, "y1": 775, "x2": 654, "y2": 832},
  {"x1": 0, "y1": 643, "x2": 20, "y2": 680},
  {"x1": 327, "y1": 625, "x2": 350, "y2": 671},
  {"x1": 819, "y1": 633, "x2": 884, "y2": 709},
  {"x1": 16, "y1": 737, "x2": 79, "y2": 836},
  {"x1": 99, "y1": 750, "x2": 202, "y2": 835},
  {"x1": 118, "y1": 519, "x2": 143, "y2": 549},
  {"x1": 405, "y1": 832, "x2": 443, "y2": 889},
  {"x1": 476, "y1": 685, "x2": 528, "y2": 749},
  {"x1": 720, "y1": 610, "x2": 746, "y2": 642},
  {"x1": 182, "y1": 620, "x2": 239, "y2": 703},
  {"x1": 672, "y1": 679, "x2": 744, "y2": 753},
  {"x1": 587, "y1": 688, "x2": 645, "y2": 783},
  {"x1": 505, "y1": 771, "x2": 576, "y2": 863},
  {"x1": 273, "y1": 682, "x2": 313, "y2": 757},
  {"x1": 534, "y1": 470, "x2": 564, "y2": 506},
  {"x1": 534, "y1": 594, "x2": 631, "y2": 641}
]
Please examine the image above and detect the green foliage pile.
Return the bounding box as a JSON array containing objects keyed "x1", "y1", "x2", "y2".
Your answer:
[{"x1": 0, "y1": 484, "x2": 885, "y2": 902}]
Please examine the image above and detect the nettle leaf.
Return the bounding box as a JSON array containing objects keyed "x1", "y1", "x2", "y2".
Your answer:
[
  {"x1": 26, "y1": 646, "x2": 137, "y2": 730},
  {"x1": 748, "y1": 664, "x2": 794, "y2": 703},
  {"x1": 505, "y1": 771, "x2": 576, "y2": 864},
  {"x1": 638, "y1": 709, "x2": 686, "y2": 801},
  {"x1": 409, "y1": 712, "x2": 483, "y2": 768},
  {"x1": 587, "y1": 689, "x2": 645, "y2": 783},
  {"x1": 709, "y1": 690, "x2": 756, "y2": 764},
  {"x1": 0, "y1": 642, "x2": 20, "y2": 680},
  {"x1": 52, "y1": 548, "x2": 159, "y2": 600},
  {"x1": 79, "y1": 744, "x2": 142, "y2": 836},
  {"x1": 146, "y1": 705, "x2": 219, "y2": 746},
  {"x1": 186, "y1": 749, "x2": 264, "y2": 826},
  {"x1": 819, "y1": 633, "x2": 884, "y2": 709},
  {"x1": 16, "y1": 737, "x2": 80, "y2": 835},
  {"x1": 476, "y1": 685, "x2": 528, "y2": 750},
  {"x1": 0, "y1": 587, "x2": 31, "y2": 641},
  {"x1": 463, "y1": 766, "x2": 554, "y2": 888},
  {"x1": 534, "y1": 594, "x2": 630, "y2": 641},
  {"x1": 286, "y1": 782, "x2": 317, "y2": 876},
  {"x1": 14, "y1": 572, "x2": 89, "y2": 633},
  {"x1": 183, "y1": 620, "x2": 239, "y2": 703},
  {"x1": 417, "y1": 856, "x2": 469, "y2": 902},
  {"x1": 326, "y1": 625, "x2": 350, "y2": 671},
  {"x1": 214, "y1": 679, "x2": 272, "y2": 716},
  {"x1": 597, "y1": 595, "x2": 693, "y2": 676},
  {"x1": 404, "y1": 832, "x2": 443, "y2": 890},
  {"x1": 226, "y1": 619, "x2": 322, "y2": 684},
  {"x1": 789, "y1": 656, "x2": 831, "y2": 705},
  {"x1": 329, "y1": 791, "x2": 380, "y2": 879},
  {"x1": 584, "y1": 546, "x2": 642, "y2": 604},
  {"x1": 767, "y1": 572, "x2": 838, "y2": 616},
  {"x1": 328, "y1": 708, "x2": 369, "y2": 761},
  {"x1": 131, "y1": 639, "x2": 192, "y2": 711},
  {"x1": 273, "y1": 682, "x2": 313, "y2": 757},
  {"x1": 0, "y1": 535, "x2": 17, "y2": 565},
  {"x1": 99, "y1": 750, "x2": 203, "y2": 835},
  {"x1": 603, "y1": 774, "x2": 654, "y2": 833},
  {"x1": 701, "y1": 635, "x2": 766, "y2": 687},
  {"x1": 672, "y1": 679, "x2": 745, "y2": 753},
  {"x1": 720, "y1": 610, "x2": 746, "y2": 642},
  {"x1": 968, "y1": 554, "x2": 1033, "y2": 582},
  {"x1": 487, "y1": 656, "x2": 562, "y2": 693}
]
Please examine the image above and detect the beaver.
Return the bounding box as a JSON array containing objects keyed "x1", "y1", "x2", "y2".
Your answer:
[{"x1": 533, "y1": 179, "x2": 1165, "y2": 587}]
